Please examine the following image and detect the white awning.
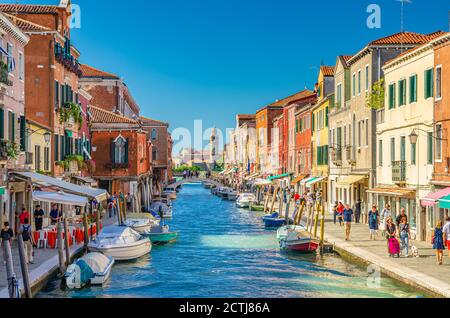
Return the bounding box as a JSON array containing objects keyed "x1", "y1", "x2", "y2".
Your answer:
[
  {"x1": 254, "y1": 179, "x2": 272, "y2": 186},
  {"x1": 306, "y1": 176, "x2": 327, "y2": 188},
  {"x1": 13, "y1": 171, "x2": 107, "y2": 201},
  {"x1": 33, "y1": 191, "x2": 88, "y2": 206}
]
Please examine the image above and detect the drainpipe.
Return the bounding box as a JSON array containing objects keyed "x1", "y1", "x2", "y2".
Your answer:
[{"x1": 50, "y1": 36, "x2": 56, "y2": 177}]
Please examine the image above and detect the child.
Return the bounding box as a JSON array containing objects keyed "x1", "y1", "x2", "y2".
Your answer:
[{"x1": 433, "y1": 220, "x2": 445, "y2": 265}]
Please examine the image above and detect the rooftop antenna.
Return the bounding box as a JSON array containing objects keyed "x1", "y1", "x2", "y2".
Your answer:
[{"x1": 397, "y1": 0, "x2": 412, "y2": 53}]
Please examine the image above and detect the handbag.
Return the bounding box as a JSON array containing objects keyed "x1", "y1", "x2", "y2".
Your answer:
[{"x1": 379, "y1": 222, "x2": 386, "y2": 231}]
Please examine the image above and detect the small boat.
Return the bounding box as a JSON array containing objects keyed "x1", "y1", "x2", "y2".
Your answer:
[
  {"x1": 226, "y1": 191, "x2": 239, "y2": 201},
  {"x1": 277, "y1": 225, "x2": 320, "y2": 253},
  {"x1": 146, "y1": 225, "x2": 178, "y2": 244},
  {"x1": 65, "y1": 252, "x2": 114, "y2": 289},
  {"x1": 236, "y1": 193, "x2": 256, "y2": 208},
  {"x1": 217, "y1": 187, "x2": 229, "y2": 198},
  {"x1": 262, "y1": 212, "x2": 286, "y2": 228},
  {"x1": 162, "y1": 188, "x2": 177, "y2": 200},
  {"x1": 249, "y1": 204, "x2": 265, "y2": 212},
  {"x1": 150, "y1": 199, "x2": 173, "y2": 218},
  {"x1": 88, "y1": 226, "x2": 152, "y2": 261},
  {"x1": 123, "y1": 213, "x2": 159, "y2": 234}
]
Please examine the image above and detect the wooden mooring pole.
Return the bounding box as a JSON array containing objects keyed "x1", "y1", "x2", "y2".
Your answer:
[
  {"x1": 83, "y1": 209, "x2": 89, "y2": 250},
  {"x1": 56, "y1": 221, "x2": 65, "y2": 274},
  {"x1": 3, "y1": 240, "x2": 18, "y2": 298},
  {"x1": 320, "y1": 204, "x2": 326, "y2": 252},
  {"x1": 313, "y1": 204, "x2": 321, "y2": 238},
  {"x1": 17, "y1": 235, "x2": 32, "y2": 298},
  {"x1": 63, "y1": 217, "x2": 71, "y2": 267}
]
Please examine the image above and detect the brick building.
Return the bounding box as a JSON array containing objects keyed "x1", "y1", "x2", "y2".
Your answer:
[
  {"x1": 90, "y1": 106, "x2": 152, "y2": 211},
  {"x1": 1, "y1": 2, "x2": 88, "y2": 179}
]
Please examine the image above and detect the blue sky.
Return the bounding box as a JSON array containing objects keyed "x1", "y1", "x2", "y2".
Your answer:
[{"x1": 5, "y1": 0, "x2": 450, "y2": 150}]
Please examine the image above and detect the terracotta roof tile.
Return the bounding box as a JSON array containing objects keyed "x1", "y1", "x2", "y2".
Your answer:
[
  {"x1": 269, "y1": 89, "x2": 315, "y2": 107},
  {"x1": 3, "y1": 13, "x2": 50, "y2": 32},
  {"x1": 369, "y1": 31, "x2": 444, "y2": 46},
  {"x1": 140, "y1": 116, "x2": 168, "y2": 126},
  {"x1": 320, "y1": 66, "x2": 334, "y2": 77},
  {"x1": 0, "y1": 4, "x2": 60, "y2": 14},
  {"x1": 237, "y1": 114, "x2": 256, "y2": 120},
  {"x1": 90, "y1": 106, "x2": 138, "y2": 124},
  {"x1": 80, "y1": 64, "x2": 119, "y2": 79}
]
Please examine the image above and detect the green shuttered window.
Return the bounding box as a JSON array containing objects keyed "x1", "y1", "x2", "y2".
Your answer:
[
  {"x1": 409, "y1": 75, "x2": 417, "y2": 103},
  {"x1": 425, "y1": 69, "x2": 434, "y2": 99}
]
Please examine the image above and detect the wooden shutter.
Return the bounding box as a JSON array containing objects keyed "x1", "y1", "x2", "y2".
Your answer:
[
  {"x1": 0, "y1": 108, "x2": 3, "y2": 139},
  {"x1": 110, "y1": 139, "x2": 115, "y2": 164},
  {"x1": 54, "y1": 135, "x2": 59, "y2": 161},
  {"x1": 325, "y1": 107, "x2": 329, "y2": 127},
  {"x1": 125, "y1": 138, "x2": 129, "y2": 164},
  {"x1": 20, "y1": 116, "x2": 26, "y2": 151}
]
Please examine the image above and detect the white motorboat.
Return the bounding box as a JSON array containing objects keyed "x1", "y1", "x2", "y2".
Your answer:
[
  {"x1": 162, "y1": 188, "x2": 177, "y2": 200},
  {"x1": 123, "y1": 213, "x2": 160, "y2": 234},
  {"x1": 150, "y1": 199, "x2": 173, "y2": 218},
  {"x1": 226, "y1": 191, "x2": 239, "y2": 201},
  {"x1": 88, "y1": 226, "x2": 152, "y2": 261},
  {"x1": 277, "y1": 225, "x2": 320, "y2": 253},
  {"x1": 65, "y1": 252, "x2": 114, "y2": 289},
  {"x1": 218, "y1": 187, "x2": 232, "y2": 198},
  {"x1": 236, "y1": 193, "x2": 257, "y2": 208}
]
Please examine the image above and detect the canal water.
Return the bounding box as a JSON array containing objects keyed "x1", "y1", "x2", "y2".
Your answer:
[{"x1": 38, "y1": 183, "x2": 424, "y2": 298}]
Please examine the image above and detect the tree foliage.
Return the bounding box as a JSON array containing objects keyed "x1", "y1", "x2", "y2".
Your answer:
[{"x1": 366, "y1": 78, "x2": 385, "y2": 110}]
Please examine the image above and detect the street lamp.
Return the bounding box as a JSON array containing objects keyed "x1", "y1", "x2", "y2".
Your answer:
[
  {"x1": 409, "y1": 130, "x2": 419, "y2": 145},
  {"x1": 43, "y1": 132, "x2": 51, "y2": 144}
]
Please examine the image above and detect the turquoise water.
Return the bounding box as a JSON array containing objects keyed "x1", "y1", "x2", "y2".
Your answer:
[{"x1": 38, "y1": 183, "x2": 424, "y2": 298}]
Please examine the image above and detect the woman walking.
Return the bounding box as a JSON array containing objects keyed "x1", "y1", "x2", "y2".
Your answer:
[
  {"x1": 433, "y1": 220, "x2": 445, "y2": 265},
  {"x1": 386, "y1": 217, "x2": 400, "y2": 258},
  {"x1": 399, "y1": 217, "x2": 410, "y2": 258},
  {"x1": 368, "y1": 205, "x2": 379, "y2": 240}
]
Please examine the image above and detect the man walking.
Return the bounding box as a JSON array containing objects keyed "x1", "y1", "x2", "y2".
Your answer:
[
  {"x1": 354, "y1": 199, "x2": 362, "y2": 224},
  {"x1": 19, "y1": 219, "x2": 34, "y2": 264},
  {"x1": 343, "y1": 204, "x2": 354, "y2": 241}
]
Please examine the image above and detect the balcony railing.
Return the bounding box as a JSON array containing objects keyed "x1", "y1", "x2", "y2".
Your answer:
[{"x1": 392, "y1": 161, "x2": 406, "y2": 183}]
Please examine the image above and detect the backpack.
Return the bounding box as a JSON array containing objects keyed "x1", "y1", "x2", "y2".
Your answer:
[{"x1": 22, "y1": 225, "x2": 31, "y2": 242}]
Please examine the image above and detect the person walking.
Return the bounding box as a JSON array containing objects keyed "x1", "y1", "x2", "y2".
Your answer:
[
  {"x1": 380, "y1": 204, "x2": 391, "y2": 237},
  {"x1": 33, "y1": 205, "x2": 45, "y2": 231},
  {"x1": 19, "y1": 219, "x2": 34, "y2": 264},
  {"x1": 399, "y1": 217, "x2": 410, "y2": 258},
  {"x1": 443, "y1": 217, "x2": 450, "y2": 259},
  {"x1": 1, "y1": 222, "x2": 14, "y2": 265},
  {"x1": 433, "y1": 220, "x2": 445, "y2": 265},
  {"x1": 50, "y1": 204, "x2": 62, "y2": 225},
  {"x1": 368, "y1": 205, "x2": 380, "y2": 240},
  {"x1": 396, "y1": 208, "x2": 408, "y2": 228},
  {"x1": 332, "y1": 201, "x2": 338, "y2": 225},
  {"x1": 343, "y1": 204, "x2": 353, "y2": 241},
  {"x1": 19, "y1": 207, "x2": 30, "y2": 226},
  {"x1": 337, "y1": 202, "x2": 344, "y2": 227},
  {"x1": 386, "y1": 217, "x2": 400, "y2": 258},
  {"x1": 354, "y1": 199, "x2": 362, "y2": 224}
]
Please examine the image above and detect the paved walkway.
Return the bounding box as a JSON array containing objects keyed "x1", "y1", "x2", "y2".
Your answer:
[
  {"x1": 276, "y1": 201, "x2": 450, "y2": 297},
  {"x1": 0, "y1": 215, "x2": 117, "y2": 298}
]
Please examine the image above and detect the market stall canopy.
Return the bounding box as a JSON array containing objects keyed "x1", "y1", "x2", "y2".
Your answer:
[
  {"x1": 439, "y1": 195, "x2": 450, "y2": 210},
  {"x1": 33, "y1": 191, "x2": 88, "y2": 206},
  {"x1": 337, "y1": 175, "x2": 367, "y2": 187},
  {"x1": 291, "y1": 175, "x2": 307, "y2": 185},
  {"x1": 300, "y1": 176, "x2": 317, "y2": 185},
  {"x1": 366, "y1": 187, "x2": 416, "y2": 198},
  {"x1": 306, "y1": 176, "x2": 326, "y2": 188},
  {"x1": 421, "y1": 187, "x2": 450, "y2": 207},
  {"x1": 12, "y1": 171, "x2": 107, "y2": 201},
  {"x1": 268, "y1": 173, "x2": 291, "y2": 181}
]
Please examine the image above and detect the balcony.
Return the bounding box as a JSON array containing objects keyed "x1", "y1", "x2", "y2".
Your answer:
[
  {"x1": 392, "y1": 161, "x2": 406, "y2": 183},
  {"x1": 0, "y1": 61, "x2": 12, "y2": 87}
]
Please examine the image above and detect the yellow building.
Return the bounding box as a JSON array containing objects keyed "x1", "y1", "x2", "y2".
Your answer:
[
  {"x1": 26, "y1": 120, "x2": 52, "y2": 174},
  {"x1": 310, "y1": 66, "x2": 335, "y2": 206}
]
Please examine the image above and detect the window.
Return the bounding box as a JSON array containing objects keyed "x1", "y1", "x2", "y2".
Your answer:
[
  {"x1": 352, "y1": 73, "x2": 356, "y2": 97},
  {"x1": 336, "y1": 83, "x2": 342, "y2": 109},
  {"x1": 378, "y1": 140, "x2": 383, "y2": 166},
  {"x1": 388, "y1": 83, "x2": 396, "y2": 109},
  {"x1": 6, "y1": 43, "x2": 13, "y2": 73},
  {"x1": 365, "y1": 65, "x2": 370, "y2": 91},
  {"x1": 425, "y1": 69, "x2": 434, "y2": 99},
  {"x1": 152, "y1": 148, "x2": 158, "y2": 161},
  {"x1": 427, "y1": 132, "x2": 433, "y2": 165},
  {"x1": 436, "y1": 66, "x2": 442, "y2": 100},
  {"x1": 409, "y1": 75, "x2": 417, "y2": 103},
  {"x1": 151, "y1": 128, "x2": 157, "y2": 140},
  {"x1": 357, "y1": 70, "x2": 361, "y2": 95},
  {"x1": 411, "y1": 142, "x2": 416, "y2": 165},
  {"x1": 113, "y1": 136, "x2": 128, "y2": 164},
  {"x1": 54, "y1": 135, "x2": 60, "y2": 161},
  {"x1": 54, "y1": 81, "x2": 60, "y2": 107},
  {"x1": 35, "y1": 145, "x2": 41, "y2": 171},
  {"x1": 398, "y1": 79, "x2": 406, "y2": 106},
  {"x1": 8, "y1": 111, "x2": 15, "y2": 141},
  {"x1": 19, "y1": 52, "x2": 24, "y2": 80},
  {"x1": 0, "y1": 108, "x2": 3, "y2": 139},
  {"x1": 436, "y1": 124, "x2": 442, "y2": 161},
  {"x1": 358, "y1": 121, "x2": 361, "y2": 148},
  {"x1": 400, "y1": 136, "x2": 406, "y2": 161},
  {"x1": 391, "y1": 138, "x2": 395, "y2": 163},
  {"x1": 365, "y1": 119, "x2": 369, "y2": 147},
  {"x1": 44, "y1": 147, "x2": 50, "y2": 171},
  {"x1": 325, "y1": 107, "x2": 329, "y2": 127}
]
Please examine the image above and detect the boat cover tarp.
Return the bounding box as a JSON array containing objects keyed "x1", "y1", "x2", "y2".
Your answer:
[
  {"x1": 82, "y1": 253, "x2": 111, "y2": 273},
  {"x1": 74, "y1": 259, "x2": 94, "y2": 284},
  {"x1": 98, "y1": 226, "x2": 141, "y2": 244}
]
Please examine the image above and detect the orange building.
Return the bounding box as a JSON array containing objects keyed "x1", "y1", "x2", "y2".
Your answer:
[{"x1": 90, "y1": 106, "x2": 152, "y2": 211}]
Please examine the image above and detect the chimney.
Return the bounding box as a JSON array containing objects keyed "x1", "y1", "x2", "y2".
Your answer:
[{"x1": 59, "y1": 0, "x2": 70, "y2": 8}]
